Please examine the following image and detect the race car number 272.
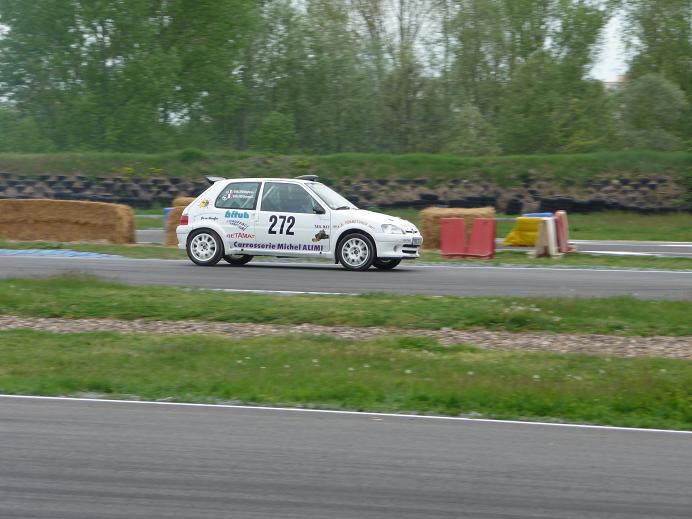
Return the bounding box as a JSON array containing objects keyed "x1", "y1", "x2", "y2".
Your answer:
[{"x1": 268, "y1": 215, "x2": 296, "y2": 235}]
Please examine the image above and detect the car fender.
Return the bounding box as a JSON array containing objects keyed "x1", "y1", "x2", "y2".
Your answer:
[
  {"x1": 332, "y1": 223, "x2": 378, "y2": 252},
  {"x1": 187, "y1": 221, "x2": 227, "y2": 252}
]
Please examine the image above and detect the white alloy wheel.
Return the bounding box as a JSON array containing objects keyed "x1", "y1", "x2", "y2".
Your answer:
[
  {"x1": 338, "y1": 234, "x2": 375, "y2": 271},
  {"x1": 187, "y1": 230, "x2": 222, "y2": 266}
]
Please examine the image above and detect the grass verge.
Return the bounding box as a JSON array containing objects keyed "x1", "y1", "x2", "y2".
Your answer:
[
  {"x1": 1, "y1": 276, "x2": 690, "y2": 336},
  {"x1": 1, "y1": 330, "x2": 689, "y2": 430},
  {"x1": 383, "y1": 209, "x2": 692, "y2": 242},
  {"x1": 1, "y1": 150, "x2": 690, "y2": 187},
  {"x1": 0, "y1": 240, "x2": 184, "y2": 259}
]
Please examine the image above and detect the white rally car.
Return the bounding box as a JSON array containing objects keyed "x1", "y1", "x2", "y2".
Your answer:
[{"x1": 176, "y1": 175, "x2": 422, "y2": 271}]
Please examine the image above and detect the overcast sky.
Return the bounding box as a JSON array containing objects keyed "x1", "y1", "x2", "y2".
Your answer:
[{"x1": 591, "y1": 14, "x2": 629, "y2": 81}]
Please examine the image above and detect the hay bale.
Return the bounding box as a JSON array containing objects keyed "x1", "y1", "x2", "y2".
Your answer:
[
  {"x1": 172, "y1": 196, "x2": 195, "y2": 207},
  {"x1": 420, "y1": 207, "x2": 495, "y2": 250},
  {"x1": 165, "y1": 206, "x2": 185, "y2": 247},
  {"x1": 0, "y1": 199, "x2": 135, "y2": 244}
]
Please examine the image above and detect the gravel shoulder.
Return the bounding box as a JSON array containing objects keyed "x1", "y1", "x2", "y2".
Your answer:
[{"x1": 2, "y1": 315, "x2": 690, "y2": 360}]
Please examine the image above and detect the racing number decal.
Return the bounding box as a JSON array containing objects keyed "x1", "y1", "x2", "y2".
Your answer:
[{"x1": 268, "y1": 215, "x2": 296, "y2": 235}]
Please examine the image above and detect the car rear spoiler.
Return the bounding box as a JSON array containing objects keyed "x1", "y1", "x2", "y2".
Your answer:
[
  {"x1": 205, "y1": 176, "x2": 226, "y2": 184},
  {"x1": 295, "y1": 175, "x2": 319, "y2": 182}
]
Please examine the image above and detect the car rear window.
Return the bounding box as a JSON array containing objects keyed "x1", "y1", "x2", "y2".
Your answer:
[{"x1": 215, "y1": 182, "x2": 260, "y2": 210}]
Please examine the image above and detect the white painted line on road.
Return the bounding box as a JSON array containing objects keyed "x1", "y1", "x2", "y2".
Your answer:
[
  {"x1": 209, "y1": 288, "x2": 358, "y2": 296},
  {"x1": 579, "y1": 250, "x2": 692, "y2": 257},
  {"x1": 407, "y1": 264, "x2": 692, "y2": 274},
  {"x1": 1, "y1": 394, "x2": 690, "y2": 435}
]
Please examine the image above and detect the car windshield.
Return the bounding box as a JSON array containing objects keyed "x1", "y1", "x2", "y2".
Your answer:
[{"x1": 306, "y1": 183, "x2": 358, "y2": 210}]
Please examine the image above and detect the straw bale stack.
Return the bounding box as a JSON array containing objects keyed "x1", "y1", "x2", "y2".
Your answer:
[
  {"x1": 165, "y1": 206, "x2": 185, "y2": 247},
  {"x1": 0, "y1": 199, "x2": 135, "y2": 244},
  {"x1": 173, "y1": 197, "x2": 195, "y2": 207},
  {"x1": 420, "y1": 207, "x2": 495, "y2": 250}
]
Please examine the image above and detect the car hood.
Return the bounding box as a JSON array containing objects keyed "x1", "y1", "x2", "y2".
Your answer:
[{"x1": 334, "y1": 209, "x2": 418, "y2": 231}]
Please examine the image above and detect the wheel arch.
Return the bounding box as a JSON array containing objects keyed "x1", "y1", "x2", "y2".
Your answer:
[
  {"x1": 187, "y1": 226, "x2": 227, "y2": 255},
  {"x1": 334, "y1": 227, "x2": 378, "y2": 264}
]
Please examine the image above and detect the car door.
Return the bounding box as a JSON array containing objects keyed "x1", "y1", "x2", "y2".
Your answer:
[
  {"x1": 255, "y1": 181, "x2": 330, "y2": 256},
  {"x1": 213, "y1": 181, "x2": 261, "y2": 249}
]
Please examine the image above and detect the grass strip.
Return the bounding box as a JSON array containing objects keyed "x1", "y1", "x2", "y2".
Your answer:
[
  {"x1": 0, "y1": 330, "x2": 689, "y2": 430},
  {"x1": 0, "y1": 240, "x2": 184, "y2": 259},
  {"x1": 384, "y1": 209, "x2": 692, "y2": 242},
  {"x1": 1, "y1": 276, "x2": 690, "y2": 336},
  {"x1": 2, "y1": 239, "x2": 691, "y2": 270}
]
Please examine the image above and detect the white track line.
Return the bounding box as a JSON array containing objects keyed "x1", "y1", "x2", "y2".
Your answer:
[
  {"x1": 1, "y1": 394, "x2": 689, "y2": 435},
  {"x1": 209, "y1": 288, "x2": 357, "y2": 296}
]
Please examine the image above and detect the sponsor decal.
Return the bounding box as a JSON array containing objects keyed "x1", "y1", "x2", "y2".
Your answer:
[
  {"x1": 314, "y1": 224, "x2": 329, "y2": 229},
  {"x1": 233, "y1": 242, "x2": 324, "y2": 252},
  {"x1": 198, "y1": 198, "x2": 210, "y2": 208},
  {"x1": 227, "y1": 232, "x2": 255, "y2": 239},
  {"x1": 226, "y1": 219, "x2": 250, "y2": 231},
  {"x1": 200, "y1": 216, "x2": 218, "y2": 221},
  {"x1": 225, "y1": 210, "x2": 250, "y2": 219},
  {"x1": 333, "y1": 219, "x2": 376, "y2": 230},
  {"x1": 312, "y1": 230, "x2": 329, "y2": 242},
  {"x1": 222, "y1": 189, "x2": 255, "y2": 201}
]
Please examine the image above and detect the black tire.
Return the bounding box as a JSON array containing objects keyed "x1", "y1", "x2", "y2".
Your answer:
[
  {"x1": 337, "y1": 232, "x2": 376, "y2": 271},
  {"x1": 186, "y1": 229, "x2": 223, "y2": 266},
  {"x1": 223, "y1": 254, "x2": 253, "y2": 266},
  {"x1": 373, "y1": 258, "x2": 402, "y2": 270}
]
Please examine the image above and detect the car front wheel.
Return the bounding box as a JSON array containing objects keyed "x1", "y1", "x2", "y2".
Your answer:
[
  {"x1": 373, "y1": 258, "x2": 401, "y2": 270},
  {"x1": 224, "y1": 254, "x2": 253, "y2": 266},
  {"x1": 338, "y1": 233, "x2": 376, "y2": 271},
  {"x1": 187, "y1": 229, "x2": 223, "y2": 266}
]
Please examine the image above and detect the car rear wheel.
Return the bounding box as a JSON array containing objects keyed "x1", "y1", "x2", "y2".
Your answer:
[
  {"x1": 224, "y1": 254, "x2": 253, "y2": 266},
  {"x1": 187, "y1": 229, "x2": 223, "y2": 266},
  {"x1": 338, "y1": 233, "x2": 376, "y2": 271},
  {"x1": 373, "y1": 258, "x2": 401, "y2": 270}
]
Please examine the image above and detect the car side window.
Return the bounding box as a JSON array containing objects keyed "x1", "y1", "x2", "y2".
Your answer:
[
  {"x1": 260, "y1": 182, "x2": 317, "y2": 214},
  {"x1": 215, "y1": 182, "x2": 260, "y2": 210}
]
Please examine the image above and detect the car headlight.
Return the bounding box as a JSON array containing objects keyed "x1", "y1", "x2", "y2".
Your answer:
[{"x1": 381, "y1": 224, "x2": 404, "y2": 234}]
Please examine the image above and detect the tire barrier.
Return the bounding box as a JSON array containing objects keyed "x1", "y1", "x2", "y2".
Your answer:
[
  {"x1": 420, "y1": 207, "x2": 495, "y2": 250},
  {"x1": 0, "y1": 199, "x2": 135, "y2": 244},
  {"x1": 440, "y1": 218, "x2": 496, "y2": 259}
]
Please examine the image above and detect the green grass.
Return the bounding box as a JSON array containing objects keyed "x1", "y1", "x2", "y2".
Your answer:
[
  {"x1": 1, "y1": 276, "x2": 690, "y2": 336},
  {"x1": 382, "y1": 209, "x2": 692, "y2": 242},
  {"x1": 0, "y1": 330, "x2": 689, "y2": 430},
  {"x1": 422, "y1": 250, "x2": 692, "y2": 270},
  {"x1": 1, "y1": 150, "x2": 690, "y2": 188},
  {"x1": 0, "y1": 240, "x2": 185, "y2": 259},
  {"x1": 136, "y1": 215, "x2": 164, "y2": 230}
]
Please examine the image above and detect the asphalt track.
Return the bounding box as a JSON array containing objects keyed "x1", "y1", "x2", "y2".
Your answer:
[
  {"x1": 1, "y1": 255, "x2": 691, "y2": 299},
  {"x1": 0, "y1": 396, "x2": 690, "y2": 519},
  {"x1": 138, "y1": 229, "x2": 692, "y2": 257}
]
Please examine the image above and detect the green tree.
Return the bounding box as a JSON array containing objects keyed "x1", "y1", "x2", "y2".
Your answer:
[
  {"x1": 444, "y1": 103, "x2": 501, "y2": 155},
  {"x1": 616, "y1": 74, "x2": 688, "y2": 150},
  {"x1": 251, "y1": 111, "x2": 296, "y2": 153}
]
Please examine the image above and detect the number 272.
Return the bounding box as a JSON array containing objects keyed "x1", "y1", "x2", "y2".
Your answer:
[{"x1": 268, "y1": 215, "x2": 295, "y2": 235}]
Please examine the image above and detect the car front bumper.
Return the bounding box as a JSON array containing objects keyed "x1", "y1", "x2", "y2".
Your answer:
[{"x1": 374, "y1": 233, "x2": 423, "y2": 258}]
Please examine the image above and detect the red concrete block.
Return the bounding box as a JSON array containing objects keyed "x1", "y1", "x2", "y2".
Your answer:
[{"x1": 465, "y1": 218, "x2": 496, "y2": 259}]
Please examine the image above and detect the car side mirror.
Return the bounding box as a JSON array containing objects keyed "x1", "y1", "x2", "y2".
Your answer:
[{"x1": 313, "y1": 205, "x2": 326, "y2": 215}]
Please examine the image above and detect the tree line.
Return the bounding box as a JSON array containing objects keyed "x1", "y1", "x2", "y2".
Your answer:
[{"x1": 0, "y1": 0, "x2": 689, "y2": 155}]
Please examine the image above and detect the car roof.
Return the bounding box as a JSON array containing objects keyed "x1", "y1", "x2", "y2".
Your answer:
[{"x1": 218, "y1": 178, "x2": 316, "y2": 184}]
